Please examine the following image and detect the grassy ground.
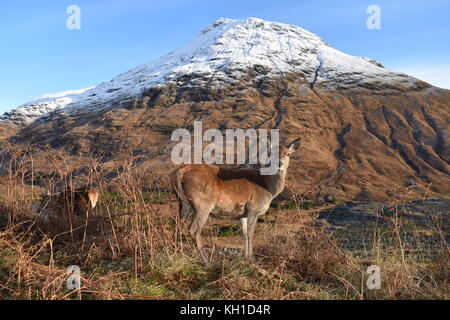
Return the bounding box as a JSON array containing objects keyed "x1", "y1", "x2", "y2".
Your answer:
[{"x1": 0, "y1": 193, "x2": 448, "y2": 300}]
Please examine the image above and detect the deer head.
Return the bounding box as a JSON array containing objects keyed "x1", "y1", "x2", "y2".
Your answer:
[{"x1": 278, "y1": 138, "x2": 301, "y2": 172}]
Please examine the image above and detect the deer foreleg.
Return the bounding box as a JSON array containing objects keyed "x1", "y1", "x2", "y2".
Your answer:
[{"x1": 240, "y1": 217, "x2": 248, "y2": 258}]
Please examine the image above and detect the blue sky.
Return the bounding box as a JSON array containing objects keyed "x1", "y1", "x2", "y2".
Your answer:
[{"x1": 1, "y1": 0, "x2": 449, "y2": 114}]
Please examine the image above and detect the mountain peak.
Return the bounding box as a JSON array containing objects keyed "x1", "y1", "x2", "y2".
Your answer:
[{"x1": 202, "y1": 17, "x2": 324, "y2": 41}]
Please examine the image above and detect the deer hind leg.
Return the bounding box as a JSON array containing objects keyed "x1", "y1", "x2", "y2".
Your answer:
[{"x1": 189, "y1": 203, "x2": 213, "y2": 263}]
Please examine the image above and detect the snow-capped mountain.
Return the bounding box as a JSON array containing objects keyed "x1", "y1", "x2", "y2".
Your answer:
[{"x1": 1, "y1": 17, "x2": 419, "y2": 125}]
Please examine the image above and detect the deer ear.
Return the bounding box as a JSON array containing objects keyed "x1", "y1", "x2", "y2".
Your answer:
[
  {"x1": 287, "y1": 138, "x2": 301, "y2": 154},
  {"x1": 88, "y1": 190, "x2": 99, "y2": 208}
]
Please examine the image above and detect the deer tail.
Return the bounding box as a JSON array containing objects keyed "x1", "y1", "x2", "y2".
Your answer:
[{"x1": 171, "y1": 166, "x2": 193, "y2": 220}]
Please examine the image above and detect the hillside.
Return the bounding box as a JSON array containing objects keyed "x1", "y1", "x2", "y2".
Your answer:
[{"x1": 1, "y1": 17, "x2": 449, "y2": 201}]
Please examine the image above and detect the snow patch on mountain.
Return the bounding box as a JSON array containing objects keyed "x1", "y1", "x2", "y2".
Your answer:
[
  {"x1": 1, "y1": 17, "x2": 419, "y2": 125},
  {"x1": 1, "y1": 88, "x2": 93, "y2": 125}
]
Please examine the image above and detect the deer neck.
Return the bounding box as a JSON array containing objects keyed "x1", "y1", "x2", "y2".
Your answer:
[{"x1": 265, "y1": 167, "x2": 288, "y2": 198}]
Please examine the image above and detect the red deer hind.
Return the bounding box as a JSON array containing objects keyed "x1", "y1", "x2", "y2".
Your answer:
[
  {"x1": 39, "y1": 187, "x2": 99, "y2": 223},
  {"x1": 172, "y1": 138, "x2": 301, "y2": 262}
]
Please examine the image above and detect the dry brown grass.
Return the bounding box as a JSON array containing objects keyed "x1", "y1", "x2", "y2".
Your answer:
[{"x1": 0, "y1": 142, "x2": 448, "y2": 300}]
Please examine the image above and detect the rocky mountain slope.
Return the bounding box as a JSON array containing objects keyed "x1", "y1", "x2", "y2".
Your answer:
[{"x1": 1, "y1": 18, "x2": 449, "y2": 200}]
